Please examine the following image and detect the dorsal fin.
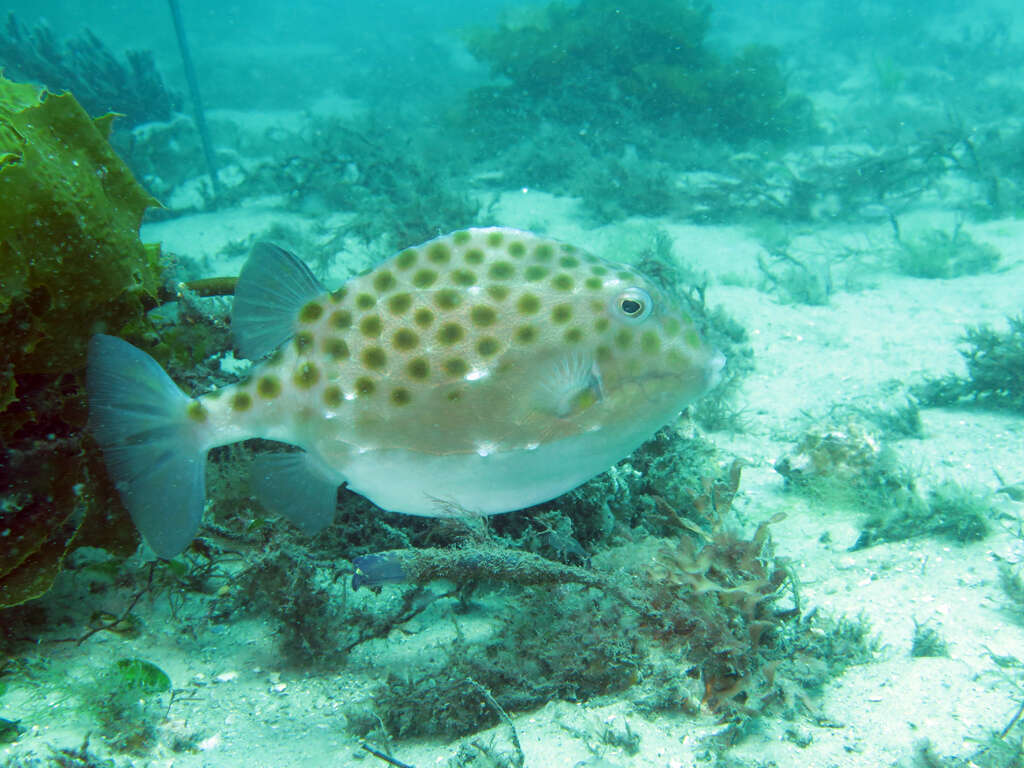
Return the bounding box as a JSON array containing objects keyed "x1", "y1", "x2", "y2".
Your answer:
[{"x1": 231, "y1": 242, "x2": 325, "y2": 359}]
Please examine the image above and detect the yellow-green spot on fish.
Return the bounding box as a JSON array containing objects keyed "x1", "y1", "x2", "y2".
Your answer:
[
  {"x1": 86, "y1": 228, "x2": 723, "y2": 558},
  {"x1": 186, "y1": 400, "x2": 207, "y2": 423},
  {"x1": 258, "y1": 375, "x2": 281, "y2": 398}
]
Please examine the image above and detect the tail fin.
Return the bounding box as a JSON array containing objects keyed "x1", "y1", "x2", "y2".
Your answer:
[{"x1": 87, "y1": 334, "x2": 207, "y2": 558}]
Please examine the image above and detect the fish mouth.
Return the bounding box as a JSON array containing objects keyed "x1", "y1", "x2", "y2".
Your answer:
[{"x1": 706, "y1": 349, "x2": 727, "y2": 389}]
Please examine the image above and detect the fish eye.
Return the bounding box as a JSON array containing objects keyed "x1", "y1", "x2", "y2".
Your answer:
[{"x1": 614, "y1": 288, "x2": 653, "y2": 323}]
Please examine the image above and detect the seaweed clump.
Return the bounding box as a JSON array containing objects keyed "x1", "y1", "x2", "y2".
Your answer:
[
  {"x1": 910, "y1": 620, "x2": 949, "y2": 658},
  {"x1": 0, "y1": 73, "x2": 161, "y2": 607},
  {"x1": 456, "y1": 0, "x2": 815, "y2": 222},
  {"x1": 463, "y1": 0, "x2": 813, "y2": 145},
  {"x1": 914, "y1": 315, "x2": 1024, "y2": 412},
  {"x1": 86, "y1": 658, "x2": 171, "y2": 753},
  {"x1": 360, "y1": 588, "x2": 643, "y2": 740},
  {"x1": 893, "y1": 226, "x2": 1000, "y2": 279},
  {"x1": 206, "y1": 112, "x2": 480, "y2": 256}
]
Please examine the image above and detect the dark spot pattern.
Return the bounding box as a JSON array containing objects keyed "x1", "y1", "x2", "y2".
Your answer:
[
  {"x1": 230, "y1": 392, "x2": 251, "y2": 412},
  {"x1": 443, "y1": 358, "x2": 469, "y2": 377},
  {"x1": 517, "y1": 294, "x2": 541, "y2": 314},
  {"x1": 294, "y1": 362, "x2": 320, "y2": 388},
  {"x1": 299, "y1": 301, "x2": 323, "y2": 323},
  {"x1": 470, "y1": 305, "x2": 498, "y2": 327},
  {"x1": 323, "y1": 337, "x2": 350, "y2": 360},
  {"x1": 362, "y1": 347, "x2": 388, "y2": 370},
  {"x1": 477, "y1": 337, "x2": 501, "y2": 357},
  {"x1": 373, "y1": 270, "x2": 396, "y2": 293},
  {"x1": 294, "y1": 331, "x2": 314, "y2": 352},
  {"x1": 407, "y1": 358, "x2": 430, "y2": 380},
  {"x1": 360, "y1": 315, "x2": 383, "y2": 337},
  {"x1": 355, "y1": 377, "x2": 376, "y2": 396},
  {"x1": 324, "y1": 386, "x2": 343, "y2": 407},
  {"x1": 387, "y1": 293, "x2": 413, "y2": 314},
  {"x1": 258, "y1": 376, "x2": 282, "y2": 398},
  {"x1": 396, "y1": 249, "x2": 417, "y2": 269},
  {"x1": 392, "y1": 328, "x2": 419, "y2": 351},
  {"x1": 427, "y1": 243, "x2": 451, "y2": 264},
  {"x1": 437, "y1": 323, "x2": 465, "y2": 345}
]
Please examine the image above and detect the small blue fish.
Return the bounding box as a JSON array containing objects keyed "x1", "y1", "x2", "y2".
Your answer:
[{"x1": 88, "y1": 228, "x2": 722, "y2": 557}]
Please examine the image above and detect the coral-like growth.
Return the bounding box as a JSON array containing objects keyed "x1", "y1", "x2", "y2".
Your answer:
[
  {"x1": 0, "y1": 73, "x2": 160, "y2": 607},
  {"x1": 774, "y1": 420, "x2": 910, "y2": 501},
  {"x1": 638, "y1": 461, "x2": 789, "y2": 712},
  {"x1": 776, "y1": 419, "x2": 994, "y2": 547},
  {"x1": 0, "y1": 13, "x2": 180, "y2": 127}
]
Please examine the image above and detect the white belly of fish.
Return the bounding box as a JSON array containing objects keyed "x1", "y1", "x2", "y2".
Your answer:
[{"x1": 334, "y1": 425, "x2": 651, "y2": 517}]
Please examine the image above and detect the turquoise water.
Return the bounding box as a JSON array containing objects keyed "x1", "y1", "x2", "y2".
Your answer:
[{"x1": 1, "y1": 2, "x2": 1023, "y2": 766}]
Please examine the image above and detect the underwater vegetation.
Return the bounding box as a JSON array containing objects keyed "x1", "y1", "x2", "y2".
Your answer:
[
  {"x1": 269, "y1": 114, "x2": 480, "y2": 251},
  {"x1": 99, "y1": 438, "x2": 882, "y2": 751},
  {"x1": 208, "y1": 428, "x2": 726, "y2": 665},
  {"x1": 0, "y1": 13, "x2": 179, "y2": 128},
  {"x1": 910, "y1": 620, "x2": 949, "y2": 658},
  {"x1": 999, "y1": 559, "x2": 1024, "y2": 624},
  {"x1": 450, "y1": 0, "x2": 817, "y2": 225},
  {"x1": 175, "y1": 111, "x2": 481, "y2": 254},
  {"x1": 893, "y1": 224, "x2": 1001, "y2": 279},
  {"x1": 0, "y1": 73, "x2": 161, "y2": 607},
  {"x1": 914, "y1": 315, "x2": 1024, "y2": 412},
  {"x1": 912, "y1": 625, "x2": 1024, "y2": 768},
  {"x1": 356, "y1": 587, "x2": 645, "y2": 740},
  {"x1": 463, "y1": 0, "x2": 813, "y2": 144},
  {"x1": 0, "y1": 647, "x2": 181, "y2": 761},
  {"x1": 0, "y1": 736, "x2": 133, "y2": 768},
  {"x1": 87, "y1": 658, "x2": 172, "y2": 753},
  {"x1": 339, "y1": 463, "x2": 877, "y2": 745}
]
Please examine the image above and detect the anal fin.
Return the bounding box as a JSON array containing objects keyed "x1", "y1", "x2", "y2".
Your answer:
[{"x1": 251, "y1": 452, "x2": 340, "y2": 535}]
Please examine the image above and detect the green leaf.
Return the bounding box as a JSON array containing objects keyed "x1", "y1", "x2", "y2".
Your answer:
[
  {"x1": 114, "y1": 658, "x2": 171, "y2": 693},
  {"x1": 0, "y1": 717, "x2": 23, "y2": 743}
]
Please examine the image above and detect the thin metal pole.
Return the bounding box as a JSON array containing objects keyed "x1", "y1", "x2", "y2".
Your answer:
[{"x1": 167, "y1": 0, "x2": 221, "y2": 200}]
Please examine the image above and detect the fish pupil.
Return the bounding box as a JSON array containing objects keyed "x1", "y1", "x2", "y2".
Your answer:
[{"x1": 620, "y1": 298, "x2": 643, "y2": 316}]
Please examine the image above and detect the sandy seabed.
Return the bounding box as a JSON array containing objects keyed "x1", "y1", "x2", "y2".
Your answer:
[{"x1": 2, "y1": 181, "x2": 1024, "y2": 768}]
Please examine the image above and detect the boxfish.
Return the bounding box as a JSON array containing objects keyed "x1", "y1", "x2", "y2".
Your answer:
[{"x1": 88, "y1": 228, "x2": 723, "y2": 557}]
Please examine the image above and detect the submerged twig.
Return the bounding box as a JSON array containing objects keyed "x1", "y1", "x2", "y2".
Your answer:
[
  {"x1": 361, "y1": 743, "x2": 416, "y2": 768},
  {"x1": 145, "y1": 276, "x2": 239, "y2": 310},
  {"x1": 467, "y1": 677, "x2": 525, "y2": 768},
  {"x1": 999, "y1": 697, "x2": 1024, "y2": 739}
]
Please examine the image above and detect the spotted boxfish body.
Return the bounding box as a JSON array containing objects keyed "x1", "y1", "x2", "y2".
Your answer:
[{"x1": 88, "y1": 228, "x2": 722, "y2": 557}]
